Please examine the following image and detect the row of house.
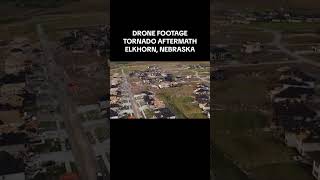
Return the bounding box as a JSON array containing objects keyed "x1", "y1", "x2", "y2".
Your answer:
[
  {"x1": 110, "y1": 73, "x2": 125, "y2": 119},
  {"x1": 193, "y1": 84, "x2": 210, "y2": 118},
  {"x1": 134, "y1": 91, "x2": 176, "y2": 119},
  {"x1": 110, "y1": 68, "x2": 179, "y2": 119},
  {"x1": 110, "y1": 80, "x2": 176, "y2": 119},
  {"x1": 270, "y1": 67, "x2": 320, "y2": 180},
  {"x1": 0, "y1": 38, "x2": 43, "y2": 180}
]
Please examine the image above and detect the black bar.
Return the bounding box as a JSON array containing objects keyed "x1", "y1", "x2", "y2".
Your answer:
[
  {"x1": 111, "y1": 0, "x2": 210, "y2": 61},
  {"x1": 111, "y1": 119, "x2": 210, "y2": 180},
  {"x1": 110, "y1": 0, "x2": 210, "y2": 179}
]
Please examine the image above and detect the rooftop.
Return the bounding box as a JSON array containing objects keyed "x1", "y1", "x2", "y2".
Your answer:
[{"x1": 155, "y1": 108, "x2": 175, "y2": 119}]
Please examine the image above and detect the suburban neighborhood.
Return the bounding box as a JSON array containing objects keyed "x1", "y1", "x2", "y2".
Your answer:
[
  {"x1": 110, "y1": 62, "x2": 210, "y2": 119},
  {"x1": 0, "y1": 0, "x2": 110, "y2": 179},
  {"x1": 0, "y1": 25, "x2": 110, "y2": 180}
]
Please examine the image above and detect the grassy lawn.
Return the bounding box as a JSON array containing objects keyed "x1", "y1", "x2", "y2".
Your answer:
[
  {"x1": 213, "y1": 110, "x2": 306, "y2": 180},
  {"x1": 251, "y1": 163, "x2": 314, "y2": 180},
  {"x1": 144, "y1": 109, "x2": 155, "y2": 118},
  {"x1": 212, "y1": 147, "x2": 250, "y2": 180},
  {"x1": 214, "y1": 111, "x2": 267, "y2": 134},
  {"x1": 110, "y1": 68, "x2": 121, "y2": 75},
  {"x1": 157, "y1": 86, "x2": 207, "y2": 119},
  {"x1": 216, "y1": 132, "x2": 294, "y2": 170},
  {"x1": 214, "y1": 76, "x2": 270, "y2": 109},
  {"x1": 214, "y1": 111, "x2": 294, "y2": 170}
]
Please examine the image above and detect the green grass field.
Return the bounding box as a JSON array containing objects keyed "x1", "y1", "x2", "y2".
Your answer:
[
  {"x1": 214, "y1": 111, "x2": 267, "y2": 134},
  {"x1": 213, "y1": 147, "x2": 250, "y2": 180},
  {"x1": 212, "y1": 110, "x2": 311, "y2": 179},
  {"x1": 122, "y1": 64, "x2": 148, "y2": 73},
  {"x1": 157, "y1": 86, "x2": 207, "y2": 119},
  {"x1": 214, "y1": 76, "x2": 270, "y2": 110},
  {"x1": 214, "y1": 111, "x2": 292, "y2": 171},
  {"x1": 145, "y1": 109, "x2": 155, "y2": 118}
]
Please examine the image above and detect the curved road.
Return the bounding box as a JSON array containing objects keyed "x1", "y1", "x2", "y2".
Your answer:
[
  {"x1": 216, "y1": 29, "x2": 320, "y2": 69},
  {"x1": 265, "y1": 29, "x2": 320, "y2": 67}
]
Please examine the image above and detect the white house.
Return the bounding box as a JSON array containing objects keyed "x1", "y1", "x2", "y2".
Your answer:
[
  {"x1": 308, "y1": 151, "x2": 320, "y2": 180},
  {"x1": 297, "y1": 137, "x2": 320, "y2": 156}
]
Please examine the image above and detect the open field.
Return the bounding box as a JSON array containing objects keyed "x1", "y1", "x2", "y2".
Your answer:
[
  {"x1": 157, "y1": 85, "x2": 207, "y2": 119},
  {"x1": 215, "y1": 131, "x2": 294, "y2": 170},
  {"x1": 213, "y1": 147, "x2": 250, "y2": 180},
  {"x1": 0, "y1": 0, "x2": 108, "y2": 40},
  {"x1": 122, "y1": 64, "x2": 149, "y2": 73},
  {"x1": 214, "y1": 111, "x2": 268, "y2": 134},
  {"x1": 251, "y1": 163, "x2": 314, "y2": 180},
  {"x1": 213, "y1": 111, "x2": 309, "y2": 178},
  {"x1": 214, "y1": 75, "x2": 270, "y2": 110}
]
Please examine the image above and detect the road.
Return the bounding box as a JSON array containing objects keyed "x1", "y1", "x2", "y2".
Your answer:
[
  {"x1": 266, "y1": 29, "x2": 320, "y2": 67},
  {"x1": 216, "y1": 29, "x2": 320, "y2": 69},
  {"x1": 121, "y1": 68, "x2": 144, "y2": 118},
  {"x1": 37, "y1": 24, "x2": 98, "y2": 180}
]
